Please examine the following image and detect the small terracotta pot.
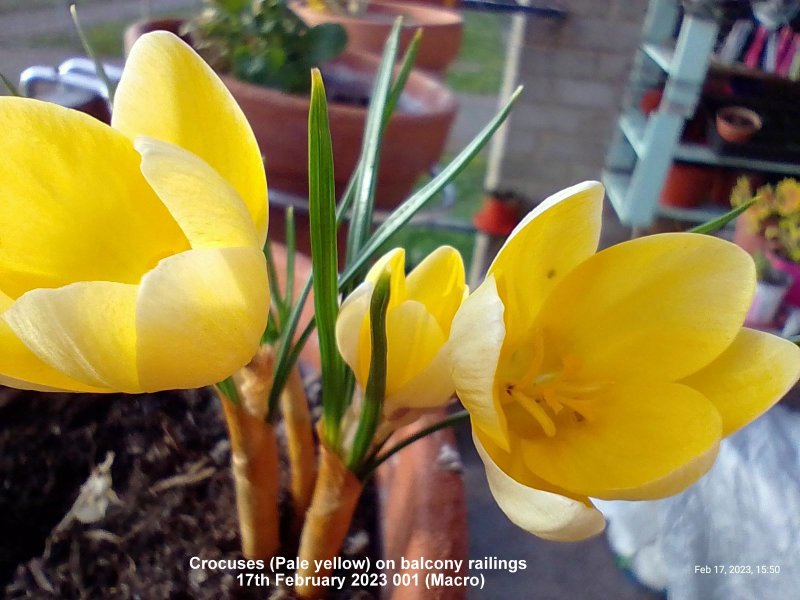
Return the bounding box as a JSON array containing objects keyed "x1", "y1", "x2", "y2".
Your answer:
[
  {"x1": 659, "y1": 163, "x2": 714, "y2": 208},
  {"x1": 473, "y1": 195, "x2": 521, "y2": 236},
  {"x1": 715, "y1": 106, "x2": 762, "y2": 144},
  {"x1": 767, "y1": 250, "x2": 800, "y2": 307},
  {"x1": 639, "y1": 88, "x2": 662, "y2": 116},
  {"x1": 290, "y1": 0, "x2": 463, "y2": 76},
  {"x1": 709, "y1": 169, "x2": 737, "y2": 206}
]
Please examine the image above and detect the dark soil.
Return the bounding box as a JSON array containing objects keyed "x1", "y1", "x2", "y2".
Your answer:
[{"x1": 0, "y1": 385, "x2": 379, "y2": 599}]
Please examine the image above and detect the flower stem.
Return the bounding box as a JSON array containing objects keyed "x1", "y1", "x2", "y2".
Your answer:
[
  {"x1": 281, "y1": 364, "x2": 317, "y2": 533},
  {"x1": 217, "y1": 390, "x2": 280, "y2": 560},
  {"x1": 296, "y1": 444, "x2": 362, "y2": 600},
  {"x1": 68, "y1": 3, "x2": 115, "y2": 104},
  {"x1": 358, "y1": 410, "x2": 470, "y2": 479}
]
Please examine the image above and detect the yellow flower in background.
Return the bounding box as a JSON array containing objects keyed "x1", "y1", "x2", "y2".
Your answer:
[
  {"x1": 0, "y1": 32, "x2": 269, "y2": 393},
  {"x1": 450, "y1": 181, "x2": 800, "y2": 542},
  {"x1": 336, "y1": 247, "x2": 466, "y2": 420}
]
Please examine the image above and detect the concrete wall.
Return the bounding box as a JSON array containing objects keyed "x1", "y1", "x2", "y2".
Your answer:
[{"x1": 500, "y1": 0, "x2": 649, "y2": 200}]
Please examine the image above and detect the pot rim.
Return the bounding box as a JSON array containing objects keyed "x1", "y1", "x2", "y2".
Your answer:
[
  {"x1": 290, "y1": 0, "x2": 463, "y2": 27},
  {"x1": 221, "y1": 49, "x2": 458, "y2": 121},
  {"x1": 716, "y1": 105, "x2": 762, "y2": 132}
]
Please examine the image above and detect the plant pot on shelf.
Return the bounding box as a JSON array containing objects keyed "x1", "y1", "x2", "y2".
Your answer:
[
  {"x1": 290, "y1": 0, "x2": 463, "y2": 76},
  {"x1": 709, "y1": 169, "x2": 737, "y2": 206},
  {"x1": 124, "y1": 19, "x2": 458, "y2": 254},
  {"x1": 767, "y1": 250, "x2": 800, "y2": 307},
  {"x1": 659, "y1": 163, "x2": 715, "y2": 209},
  {"x1": 715, "y1": 106, "x2": 762, "y2": 144}
]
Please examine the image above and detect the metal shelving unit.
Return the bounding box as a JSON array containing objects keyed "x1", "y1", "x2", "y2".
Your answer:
[{"x1": 602, "y1": 0, "x2": 800, "y2": 227}]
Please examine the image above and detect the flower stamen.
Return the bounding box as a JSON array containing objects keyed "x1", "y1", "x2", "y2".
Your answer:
[{"x1": 508, "y1": 388, "x2": 557, "y2": 437}]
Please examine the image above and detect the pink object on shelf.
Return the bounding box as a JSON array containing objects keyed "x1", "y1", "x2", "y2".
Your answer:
[
  {"x1": 778, "y1": 33, "x2": 800, "y2": 76},
  {"x1": 768, "y1": 251, "x2": 800, "y2": 306},
  {"x1": 744, "y1": 25, "x2": 769, "y2": 69}
]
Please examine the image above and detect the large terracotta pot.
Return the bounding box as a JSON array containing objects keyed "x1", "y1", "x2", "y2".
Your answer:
[
  {"x1": 290, "y1": 0, "x2": 463, "y2": 76},
  {"x1": 221, "y1": 53, "x2": 456, "y2": 208}
]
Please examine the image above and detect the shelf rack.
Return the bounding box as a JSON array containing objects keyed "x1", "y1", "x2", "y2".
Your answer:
[{"x1": 602, "y1": 0, "x2": 800, "y2": 227}]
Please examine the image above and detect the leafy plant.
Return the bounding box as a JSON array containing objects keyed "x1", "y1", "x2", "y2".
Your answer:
[
  {"x1": 732, "y1": 176, "x2": 800, "y2": 262},
  {"x1": 184, "y1": 0, "x2": 347, "y2": 94}
]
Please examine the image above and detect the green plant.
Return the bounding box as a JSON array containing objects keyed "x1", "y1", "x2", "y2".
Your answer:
[
  {"x1": 732, "y1": 177, "x2": 800, "y2": 262},
  {"x1": 184, "y1": 0, "x2": 347, "y2": 94}
]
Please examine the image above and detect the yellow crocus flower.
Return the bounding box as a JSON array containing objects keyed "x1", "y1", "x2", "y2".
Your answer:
[
  {"x1": 336, "y1": 247, "x2": 467, "y2": 421},
  {"x1": 0, "y1": 32, "x2": 269, "y2": 393},
  {"x1": 450, "y1": 181, "x2": 800, "y2": 542}
]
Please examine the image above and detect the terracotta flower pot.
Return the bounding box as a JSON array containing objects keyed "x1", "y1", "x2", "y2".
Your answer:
[
  {"x1": 659, "y1": 163, "x2": 714, "y2": 209},
  {"x1": 219, "y1": 54, "x2": 456, "y2": 210},
  {"x1": 639, "y1": 88, "x2": 662, "y2": 116},
  {"x1": 378, "y1": 412, "x2": 468, "y2": 600},
  {"x1": 709, "y1": 169, "x2": 737, "y2": 206},
  {"x1": 290, "y1": 0, "x2": 463, "y2": 76},
  {"x1": 715, "y1": 106, "x2": 762, "y2": 144},
  {"x1": 472, "y1": 194, "x2": 522, "y2": 236},
  {"x1": 767, "y1": 250, "x2": 800, "y2": 307}
]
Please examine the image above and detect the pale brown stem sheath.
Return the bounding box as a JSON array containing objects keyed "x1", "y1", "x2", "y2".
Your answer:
[
  {"x1": 281, "y1": 364, "x2": 317, "y2": 532},
  {"x1": 218, "y1": 392, "x2": 280, "y2": 560},
  {"x1": 295, "y1": 444, "x2": 363, "y2": 600}
]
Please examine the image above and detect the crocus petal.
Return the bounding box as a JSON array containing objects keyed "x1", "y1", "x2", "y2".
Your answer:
[
  {"x1": 135, "y1": 247, "x2": 269, "y2": 391},
  {"x1": 536, "y1": 233, "x2": 755, "y2": 382},
  {"x1": 0, "y1": 292, "x2": 107, "y2": 392},
  {"x1": 135, "y1": 137, "x2": 260, "y2": 249},
  {"x1": 113, "y1": 31, "x2": 267, "y2": 242},
  {"x1": 383, "y1": 301, "x2": 445, "y2": 395},
  {"x1": 0, "y1": 97, "x2": 188, "y2": 299},
  {"x1": 682, "y1": 328, "x2": 800, "y2": 436},
  {"x1": 474, "y1": 431, "x2": 605, "y2": 542},
  {"x1": 365, "y1": 247, "x2": 407, "y2": 307},
  {"x1": 520, "y1": 381, "x2": 722, "y2": 499},
  {"x1": 450, "y1": 275, "x2": 510, "y2": 451},
  {"x1": 611, "y1": 442, "x2": 720, "y2": 501},
  {"x1": 336, "y1": 281, "x2": 373, "y2": 378},
  {"x1": 488, "y1": 181, "x2": 603, "y2": 343},
  {"x1": 383, "y1": 344, "x2": 454, "y2": 413},
  {"x1": 405, "y1": 246, "x2": 466, "y2": 336},
  {"x1": 4, "y1": 282, "x2": 140, "y2": 391}
]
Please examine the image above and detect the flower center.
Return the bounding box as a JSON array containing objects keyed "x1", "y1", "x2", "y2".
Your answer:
[{"x1": 501, "y1": 332, "x2": 606, "y2": 438}]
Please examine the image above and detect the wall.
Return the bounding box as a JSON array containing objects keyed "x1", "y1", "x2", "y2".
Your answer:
[{"x1": 499, "y1": 0, "x2": 649, "y2": 201}]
